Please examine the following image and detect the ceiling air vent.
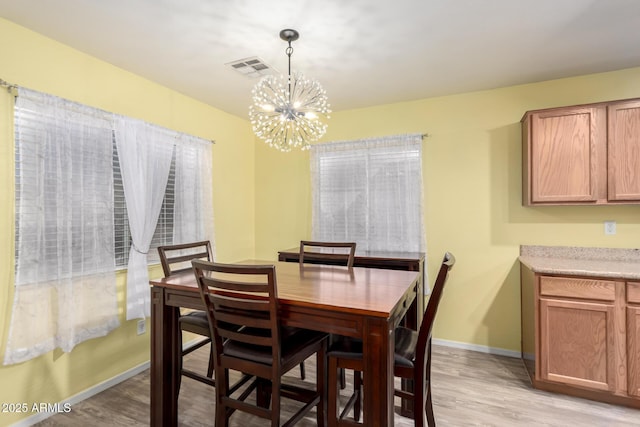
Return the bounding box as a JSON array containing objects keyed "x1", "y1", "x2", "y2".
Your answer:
[{"x1": 226, "y1": 57, "x2": 277, "y2": 78}]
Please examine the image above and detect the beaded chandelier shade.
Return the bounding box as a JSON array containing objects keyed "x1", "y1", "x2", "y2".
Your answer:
[{"x1": 249, "y1": 29, "x2": 330, "y2": 152}]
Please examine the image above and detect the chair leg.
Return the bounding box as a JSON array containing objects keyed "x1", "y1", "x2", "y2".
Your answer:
[
  {"x1": 327, "y1": 355, "x2": 339, "y2": 425},
  {"x1": 256, "y1": 378, "x2": 273, "y2": 409},
  {"x1": 339, "y1": 367, "x2": 346, "y2": 389},
  {"x1": 300, "y1": 361, "x2": 306, "y2": 380},
  {"x1": 177, "y1": 331, "x2": 183, "y2": 394},
  {"x1": 316, "y1": 341, "x2": 327, "y2": 427},
  {"x1": 425, "y1": 339, "x2": 435, "y2": 427},
  {"x1": 426, "y1": 385, "x2": 435, "y2": 427},
  {"x1": 270, "y1": 378, "x2": 281, "y2": 427},
  {"x1": 215, "y1": 369, "x2": 230, "y2": 427},
  {"x1": 353, "y1": 371, "x2": 362, "y2": 422},
  {"x1": 207, "y1": 344, "x2": 214, "y2": 379}
]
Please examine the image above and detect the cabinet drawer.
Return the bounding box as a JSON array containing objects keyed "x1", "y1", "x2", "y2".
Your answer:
[
  {"x1": 628, "y1": 282, "x2": 640, "y2": 304},
  {"x1": 539, "y1": 276, "x2": 615, "y2": 301}
]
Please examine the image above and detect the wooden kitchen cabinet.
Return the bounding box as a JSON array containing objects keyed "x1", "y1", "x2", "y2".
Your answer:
[
  {"x1": 608, "y1": 100, "x2": 640, "y2": 201},
  {"x1": 521, "y1": 271, "x2": 640, "y2": 408},
  {"x1": 628, "y1": 282, "x2": 640, "y2": 397},
  {"x1": 538, "y1": 276, "x2": 618, "y2": 392},
  {"x1": 522, "y1": 98, "x2": 640, "y2": 206}
]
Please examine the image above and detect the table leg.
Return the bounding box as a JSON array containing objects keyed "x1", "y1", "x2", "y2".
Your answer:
[
  {"x1": 401, "y1": 280, "x2": 421, "y2": 418},
  {"x1": 362, "y1": 318, "x2": 394, "y2": 426},
  {"x1": 150, "y1": 286, "x2": 180, "y2": 427}
]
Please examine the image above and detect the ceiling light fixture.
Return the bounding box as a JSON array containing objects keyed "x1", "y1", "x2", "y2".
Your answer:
[{"x1": 249, "y1": 29, "x2": 330, "y2": 152}]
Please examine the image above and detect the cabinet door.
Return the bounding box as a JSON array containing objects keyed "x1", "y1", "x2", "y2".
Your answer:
[
  {"x1": 539, "y1": 298, "x2": 616, "y2": 391},
  {"x1": 608, "y1": 100, "x2": 640, "y2": 201},
  {"x1": 628, "y1": 306, "x2": 640, "y2": 397},
  {"x1": 527, "y1": 106, "x2": 606, "y2": 204},
  {"x1": 628, "y1": 282, "x2": 640, "y2": 397}
]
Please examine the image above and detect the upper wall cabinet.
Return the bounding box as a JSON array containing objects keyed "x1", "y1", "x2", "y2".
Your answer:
[
  {"x1": 608, "y1": 100, "x2": 640, "y2": 201},
  {"x1": 522, "y1": 98, "x2": 640, "y2": 206}
]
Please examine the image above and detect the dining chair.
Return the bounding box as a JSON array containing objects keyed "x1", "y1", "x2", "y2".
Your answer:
[
  {"x1": 157, "y1": 241, "x2": 216, "y2": 390},
  {"x1": 327, "y1": 252, "x2": 455, "y2": 426},
  {"x1": 192, "y1": 260, "x2": 329, "y2": 427},
  {"x1": 299, "y1": 240, "x2": 357, "y2": 387}
]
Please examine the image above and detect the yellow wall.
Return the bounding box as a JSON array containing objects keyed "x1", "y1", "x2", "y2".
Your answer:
[
  {"x1": 254, "y1": 143, "x2": 311, "y2": 258},
  {"x1": 0, "y1": 18, "x2": 255, "y2": 426},
  {"x1": 255, "y1": 67, "x2": 640, "y2": 352}
]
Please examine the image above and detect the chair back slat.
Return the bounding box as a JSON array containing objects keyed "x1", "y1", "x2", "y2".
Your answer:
[
  {"x1": 201, "y1": 276, "x2": 271, "y2": 294},
  {"x1": 221, "y1": 328, "x2": 273, "y2": 347},
  {"x1": 210, "y1": 293, "x2": 271, "y2": 313},
  {"x1": 158, "y1": 240, "x2": 212, "y2": 277},
  {"x1": 299, "y1": 240, "x2": 356, "y2": 268},
  {"x1": 166, "y1": 250, "x2": 210, "y2": 266},
  {"x1": 213, "y1": 302, "x2": 272, "y2": 331}
]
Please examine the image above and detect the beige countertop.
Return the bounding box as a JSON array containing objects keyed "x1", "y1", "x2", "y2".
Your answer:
[{"x1": 519, "y1": 245, "x2": 640, "y2": 280}]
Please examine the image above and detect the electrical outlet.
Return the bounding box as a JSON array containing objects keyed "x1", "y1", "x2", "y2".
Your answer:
[
  {"x1": 137, "y1": 319, "x2": 146, "y2": 335},
  {"x1": 604, "y1": 220, "x2": 616, "y2": 235}
]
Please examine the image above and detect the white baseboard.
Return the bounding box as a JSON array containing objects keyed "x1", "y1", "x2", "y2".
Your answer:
[
  {"x1": 10, "y1": 361, "x2": 150, "y2": 427},
  {"x1": 10, "y1": 337, "x2": 208, "y2": 427},
  {"x1": 433, "y1": 338, "x2": 521, "y2": 359}
]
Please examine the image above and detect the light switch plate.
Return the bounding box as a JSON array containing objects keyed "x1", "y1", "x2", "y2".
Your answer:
[{"x1": 604, "y1": 220, "x2": 616, "y2": 235}]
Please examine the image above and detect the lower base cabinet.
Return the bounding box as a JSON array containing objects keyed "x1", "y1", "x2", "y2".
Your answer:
[
  {"x1": 540, "y1": 297, "x2": 617, "y2": 392},
  {"x1": 521, "y1": 270, "x2": 640, "y2": 408},
  {"x1": 629, "y1": 291, "x2": 640, "y2": 397}
]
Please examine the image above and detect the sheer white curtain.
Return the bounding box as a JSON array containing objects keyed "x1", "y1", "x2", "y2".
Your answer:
[
  {"x1": 173, "y1": 134, "x2": 215, "y2": 251},
  {"x1": 310, "y1": 134, "x2": 425, "y2": 252},
  {"x1": 114, "y1": 118, "x2": 175, "y2": 320},
  {"x1": 4, "y1": 88, "x2": 119, "y2": 365}
]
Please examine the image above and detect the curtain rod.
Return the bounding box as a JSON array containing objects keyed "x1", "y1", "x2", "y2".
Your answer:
[{"x1": 0, "y1": 78, "x2": 19, "y2": 96}]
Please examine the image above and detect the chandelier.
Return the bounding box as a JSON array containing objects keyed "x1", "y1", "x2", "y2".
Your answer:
[{"x1": 249, "y1": 29, "x2": 331, "y2": 152}]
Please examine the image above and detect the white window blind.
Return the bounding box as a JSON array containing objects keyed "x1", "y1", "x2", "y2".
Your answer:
[
  {"x1": 172, "y1": 134, "x2": 215, "y2": 248},
  {"x1": 310, "y1": 134, "x2": 425, "y2": 253}
]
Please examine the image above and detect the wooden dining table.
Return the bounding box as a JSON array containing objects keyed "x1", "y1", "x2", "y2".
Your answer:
[{"x1": 149, "y1": 259, "x2": 421, "y2": 426}]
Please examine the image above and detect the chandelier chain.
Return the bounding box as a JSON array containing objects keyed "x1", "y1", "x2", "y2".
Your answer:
[{"x1": 286, "y1": 44, "x2": 293, "y2": 101}]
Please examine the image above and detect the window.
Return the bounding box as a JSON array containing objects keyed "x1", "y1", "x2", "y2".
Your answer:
[
  {"x1": 7, "y1": 87, "x2": 215, "y2": 363},
  {"x1": 310, "y1": 134, "x2": 425, "y2": 253},
  {"x1": 14, "y1": 107, "x2": 191, "y2": 277},
  {"x1": 15, "y1": 134, "x2": 178, "y2": 273}
]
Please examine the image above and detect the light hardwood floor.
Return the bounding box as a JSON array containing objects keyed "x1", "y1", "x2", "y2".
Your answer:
[{"x1": 35, "y1": 344, "x2": 640, "y2": 426}]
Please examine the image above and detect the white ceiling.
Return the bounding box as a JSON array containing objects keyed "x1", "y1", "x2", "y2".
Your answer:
[{"x1": 1, "y1": 0, "x2": 639, "y2": 118}]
